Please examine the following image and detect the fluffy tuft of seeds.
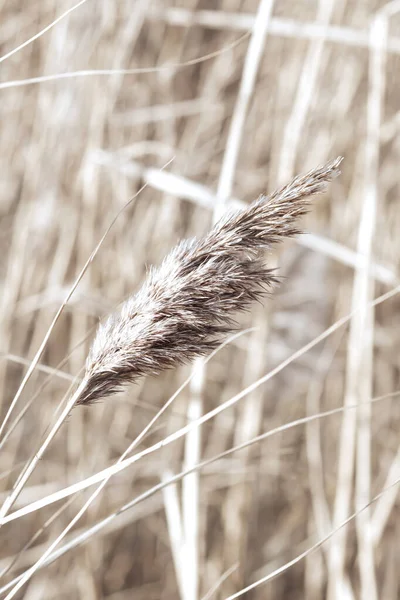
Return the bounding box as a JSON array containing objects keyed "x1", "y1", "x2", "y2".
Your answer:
[{"x1": 78, "y1": 158, "x2": 342, "y2": 405}]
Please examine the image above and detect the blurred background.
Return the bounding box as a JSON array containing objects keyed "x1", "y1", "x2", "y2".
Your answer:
[{"x1": 1, "y1": 0, "x2": 400, "y2": 598}]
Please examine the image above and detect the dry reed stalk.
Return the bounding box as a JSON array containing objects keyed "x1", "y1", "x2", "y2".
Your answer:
[{"x1": 79, "y1": 158, "x2": 341, "y2": 405}]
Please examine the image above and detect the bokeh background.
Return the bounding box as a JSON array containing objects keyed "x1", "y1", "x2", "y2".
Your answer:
[{"x1": 1, "y1": 1, "x2": 400, "y2": 598}]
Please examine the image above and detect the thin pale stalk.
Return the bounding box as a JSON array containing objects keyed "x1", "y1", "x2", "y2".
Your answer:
[
  {"x1": 0, "y1": 379, "x2": 87, "y2": 521},
  {"x1": 224, "y1": 478, "x2": 400, "y2": 600},
  {"x1": 162, "y1": 469, "x2": 186, "y2": 599},
  {"x1": 1, "y1": 395, "x2": 399, "y2": 592},
  {"x1": 3, "y1": 363, "x2": 400, "y2": 528},
  {"x1": 185, "y1": 3, "x2": 274, "y2": 595},
  {"x1": 0, "y1": 33, "x2": 251, "y2": 91},
  {"x1": 0, "y1": 0, "x2": 89, "y2": 64},
  {"x1": 277, "y1": 0, "x2": 335, "y2": 184},
  {"x1": 0, "y1": 329, "x2": 254, "y2": 596}
]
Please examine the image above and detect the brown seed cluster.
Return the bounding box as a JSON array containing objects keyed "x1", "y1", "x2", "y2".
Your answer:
[{"x1": 78, "y1": 158, "x2": 342, "y2": 405}]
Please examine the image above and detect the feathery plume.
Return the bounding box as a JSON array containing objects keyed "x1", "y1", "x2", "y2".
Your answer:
[{"x1": 78, "y1": 158, "x2": 342, "y2": 404}]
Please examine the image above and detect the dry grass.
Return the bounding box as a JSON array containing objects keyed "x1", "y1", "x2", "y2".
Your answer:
[{"x1": 1, "y1": 1, "x2": 400, "y2": 599}]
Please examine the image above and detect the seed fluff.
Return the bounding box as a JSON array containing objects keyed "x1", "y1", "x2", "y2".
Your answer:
[{"x1": 77, "y1": 157, "x2": 342, "y2": 405}]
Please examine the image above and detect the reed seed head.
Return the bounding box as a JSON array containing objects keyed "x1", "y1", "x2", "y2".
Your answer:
[{"x1": 77, "y1": 158, "x2": 342, "y2": 405}]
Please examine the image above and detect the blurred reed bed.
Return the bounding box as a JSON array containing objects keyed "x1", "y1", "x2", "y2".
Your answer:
[{"x1": 0, "y1": 1, "x2": 400, "y2": 599}]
